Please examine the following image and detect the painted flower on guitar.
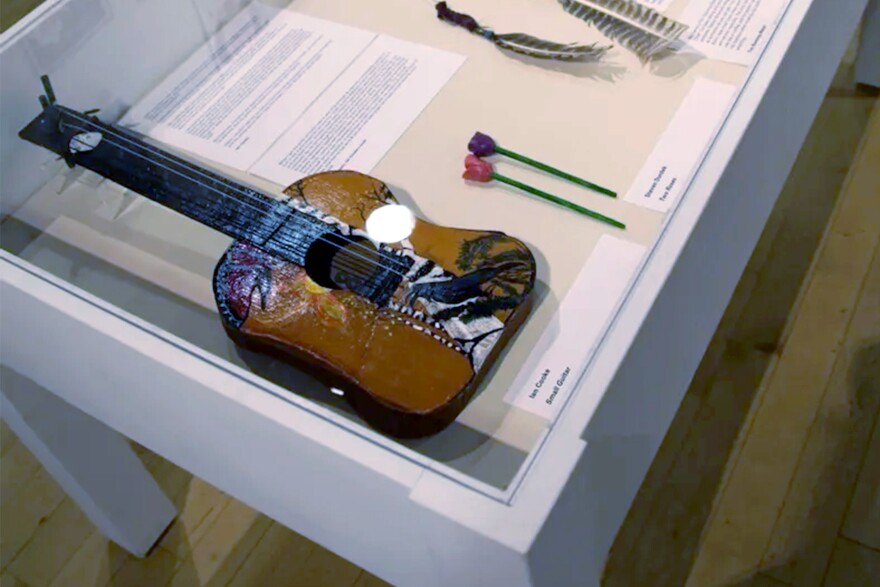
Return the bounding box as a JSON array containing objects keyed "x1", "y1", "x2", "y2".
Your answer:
[
  {"x1": 269, "y1": 266, "x2": 348, "y2": 328},
  {"x1": 219, "y1": 243, "x2": 346, "y2": 328},
  {"x1": 467, "y1": 132, "x2": 497, "y2": 157},
  {"x1": 221, "y1": 243, "x2": 277, "y2": 322},
  {"x1": 462, "y1": 154, "x2": 493, "y2": 183},
  {"x1": 293, "y1": 273, "x2": 348, "y2": 326}
]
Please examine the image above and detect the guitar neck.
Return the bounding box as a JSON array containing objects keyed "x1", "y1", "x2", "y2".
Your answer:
[
  {"x1": 19, "y1": 94, "x2": 414, "y2": 307},
  {"x1": 19, "y1": 103, "x2": 326, "y2": 265}
]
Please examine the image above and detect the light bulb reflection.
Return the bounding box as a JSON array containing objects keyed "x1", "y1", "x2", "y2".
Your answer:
[{"x1": 365, "y1": 204, "x2": 416, "y2": 244}]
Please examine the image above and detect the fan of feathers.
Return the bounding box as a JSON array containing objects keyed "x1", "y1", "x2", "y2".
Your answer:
[{"x1": 435, "y1": 0, "x2": 689, "y2": 64}]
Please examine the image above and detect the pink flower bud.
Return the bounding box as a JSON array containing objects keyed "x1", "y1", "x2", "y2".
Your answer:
[{"x1": 463, "y1": 154, "x2": 494, "y2": 183}]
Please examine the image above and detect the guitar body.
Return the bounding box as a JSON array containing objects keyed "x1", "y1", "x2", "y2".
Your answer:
[{"x1": 213, "y1": 171, "x2": 536, "y2": 437}]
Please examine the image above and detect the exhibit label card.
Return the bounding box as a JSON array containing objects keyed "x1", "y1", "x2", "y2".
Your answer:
[
  {"x1": 250, "y1": 36, "x2": 464, "y2": 185},
  {"x1": 123, "y1": 4, "x2": 376, "y2": 170},
  {"x1": 505, "y1": 235, "x2": 647, "y2": 421},
  {"x1": 624, "y1": 78, "x2": 737, "y2": 213},
  {"x1": 680, "y1": 0, "x2": 788, "y2": 66}
]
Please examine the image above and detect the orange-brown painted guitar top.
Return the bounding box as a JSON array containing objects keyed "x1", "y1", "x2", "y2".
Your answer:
[
  {"x1": 19, "y1": 81, "x2": 537, "y2": 437},
  {"x1": 214, "y1": 172, "x2": 536, "y2": 437}
]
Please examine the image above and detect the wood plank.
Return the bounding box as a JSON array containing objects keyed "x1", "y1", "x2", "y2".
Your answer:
[
  {"x1": 746, "y1": 574, "x2": 790, "y2": 587},
  {"x1": 839, "y1": 99, "x2": 880, "y2": 551},
  {"x1": 166, "y1": 499, "x2": 271, "y2": 587},
  {"x1": 225, "y1": 522, "x2": 315, "y2": 587},
  {"x1": 606, "y1": 346, "x2": 774, "y2": 587},
  {"x1": 0, "y1": 369, "x2": 176, "y2": 559},
  {"x1": 607, "y1": 94, "x2": 877, "y2": 587},
  {"x1": 686, "y1": 102, "x2": 880, "y2": 587},
  {"x1": 104, "y1": 546, "x2": 179, "y2": 587},
  {"x1": 0, "y1": 443, "x2": 42, "y2": 505},
  {"x1": 0, "y1": 0, "x2": 46, "y2": 33},
  {"x1": 762, "y1": 243, "x2": 880, "y2": 586},
  {"x1": 726, "y1": 95, "x2": 877, "y2": 351},
  {"x1": 821, "y1": 538, "x2": 880, "y2": 587},
  {"x1": 142, "y1": 453, "x2": 193, "y2": 507},
  {"x1": 353, "y1": 570, "x2": 395, "y2": 587},
  {"x1": 7, "y1": 498, "x2": 96, "y2": 587},
  {"x1": 602, "y1": 370, "x2": 706, "y2": 582},
  {"x1": 842, "y1": 409, "x2": 880, "y2": 550},
  {"x1": 0, "y1": 420, "x2": 17, "y2": 458},
  {"x1": 0, "y1": 459, "x2": 65, "y2": 569},
  {"x1": 159, "y1": 477, "x2": 232, "y2": 560},
  {"x1": 47, "y1": 531, "x2": 128, "y2": 587},
  {"x1": 0, "y1": 572, "x2": 25, "y2": 587},
  {"x1": 283, "y1": 545, "x2": 363, "y2": 587}
]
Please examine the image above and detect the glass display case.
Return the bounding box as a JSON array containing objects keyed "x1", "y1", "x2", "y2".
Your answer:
[{"x1": 0, "y1": 1, "x2": 866, "y2": 585}]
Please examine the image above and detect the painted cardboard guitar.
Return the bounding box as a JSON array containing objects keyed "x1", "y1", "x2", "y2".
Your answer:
[{"x1": 19, "y1": 78, "x2": 536, "y2": 437}]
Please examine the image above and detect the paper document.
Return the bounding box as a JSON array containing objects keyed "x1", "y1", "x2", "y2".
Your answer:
[
  {"x1": 680, "y1": 0, "x2": 788, "y2": 65},
  {"x1": 505, "y1": 235, "x2": 647, "y2": 421},
  {"x1": 624, "y1": 78, "x2": 736, "y2": 213},
  {"x1": 123, "y1": 4, "x2": 375, "y2": 170},
  {"x1": 123, "y1": 4, "x2": 464, "y2": 178},
  {"x1": 251, "y1": 36, "x2": 464, "y2": 185}
]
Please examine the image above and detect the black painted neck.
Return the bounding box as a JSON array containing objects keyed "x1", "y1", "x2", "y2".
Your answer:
[
  {"x1": 18, "y1": 102, "x2": 411, "y2": 306},
  {"x1": 20, "y1": 103, "x2": 318, "y2": 260}
]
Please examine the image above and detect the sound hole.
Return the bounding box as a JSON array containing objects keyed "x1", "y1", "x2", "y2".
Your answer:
[{"x1": 304, "y1": 233, "x2": 380, "y2": 291}]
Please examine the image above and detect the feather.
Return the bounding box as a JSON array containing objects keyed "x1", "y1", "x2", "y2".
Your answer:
[
  {"x1": 557, "y1": 0, "x2": 688, "y2": 62},
  {"x1": 490, "y1": 32, "x2": 610, "y2": 62},
  {"x1": 436, "y1": 2, "x2": 608, "y2": 63}
]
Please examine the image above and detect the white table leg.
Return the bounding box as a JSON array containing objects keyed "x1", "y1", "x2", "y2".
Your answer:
[
  {"x1": 0, "y1": 367, "x2": 176, "y2": 557},
  {"x1": 856, "y1": 0, "x2": 880, "y2": 86}
]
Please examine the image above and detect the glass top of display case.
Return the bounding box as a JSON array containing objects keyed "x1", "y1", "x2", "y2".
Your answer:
[{"x1": 0, "y1": 0, "x2": 796, "y2": 501}]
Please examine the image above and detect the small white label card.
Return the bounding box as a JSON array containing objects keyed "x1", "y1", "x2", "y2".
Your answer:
[
  {"x1": 122, "y1": 4, "x2": 376, "y2": 170},
  {"x1": 680, "y1": 0, "x2": 788, "y2": 66},
  {"x1": 505, "y1": 235, "x2": 647, "y2": 421},
  {"x1": 251, "y1": 35, "x2": 464, "y2": 185},
  {"x1": 624, "y1": 78, "x2": 736, "y2": 213}
]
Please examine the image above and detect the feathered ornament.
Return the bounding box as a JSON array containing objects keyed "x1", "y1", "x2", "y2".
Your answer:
[
  {"x1": 557, "y1": 0, "x2": 689, "y2": 62},
  {"x1": 436, "y1": 2, "x2": 609, "y2": 63}
]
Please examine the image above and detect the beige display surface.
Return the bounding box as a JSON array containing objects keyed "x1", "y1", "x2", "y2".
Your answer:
[{"x1": 2, "y1": 0, "x2": 758, "y2": 493}]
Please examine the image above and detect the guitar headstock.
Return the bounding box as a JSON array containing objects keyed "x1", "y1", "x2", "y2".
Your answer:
[{"x1": 19, "y1": 76, "x2": 105, "y2": 168}]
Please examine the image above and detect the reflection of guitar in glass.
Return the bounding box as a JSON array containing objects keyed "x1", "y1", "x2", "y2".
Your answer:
[{"x1": 20, "y1": 77, "x2": 537, "y2": 437}]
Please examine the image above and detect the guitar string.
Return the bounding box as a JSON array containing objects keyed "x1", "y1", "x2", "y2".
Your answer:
[
  {"x1": 61, "y1": 108, "x2": 411, "y2": 276},
  {"x1": 59, "y1": 116, "x2": 411, "y2": 283},
  {"x1": 59, "y1": 109, "x2": 412, "y2": 279},
  {"x1": 61, "y1": 109, "x2": 413, "y2": 280},
  {"x1": 61, "y1": 123, "x2": 388, "y2": 285},
  {"x1": 59, "y1": 112, "x2": 408, "y2": 283}
]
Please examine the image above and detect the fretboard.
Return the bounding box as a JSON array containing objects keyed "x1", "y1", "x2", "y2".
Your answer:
[
  {"x1": 21, "y1": 104, "x2": 334, "y2": 266},
  {"x1": 20, "y1": 100, "x2": 415, "y2": 306}
]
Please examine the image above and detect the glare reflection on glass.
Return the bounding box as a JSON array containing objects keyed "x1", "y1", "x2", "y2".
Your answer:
[{"x1": 365, "y1": 204, "x2": 416, "y2": 243}]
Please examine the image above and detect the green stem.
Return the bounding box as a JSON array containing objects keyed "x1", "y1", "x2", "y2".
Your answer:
[
  {"x1": 491, "y1": 173, "x2": 625, "y2": 229},
  {"x1": 494, "y1": 146, "x2": 617, "y2": 198}
]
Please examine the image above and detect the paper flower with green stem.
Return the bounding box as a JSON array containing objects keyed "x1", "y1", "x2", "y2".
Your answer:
[
  {"x1": 468, "y1": 132, "x2": 616, "y2": 198},
  {"x1": 461, "y1": 155, "x2": 625, "y2": 229}
]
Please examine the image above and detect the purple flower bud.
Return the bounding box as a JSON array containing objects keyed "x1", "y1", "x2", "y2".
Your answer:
[
  {"x1": 436, "y1": 2, "x2": 480, "y2": 32},
  {"x1": 468, "y1": 132, "x2": 497, "y2": 157}
]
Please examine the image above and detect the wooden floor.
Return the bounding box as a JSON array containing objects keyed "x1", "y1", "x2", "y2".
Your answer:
[
  {"x1": 2, "y1": 25, "x2": 879, "y2": 587},
  {"x1": 0, "y1": 0, "x2": 45, "y2": 32}
]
